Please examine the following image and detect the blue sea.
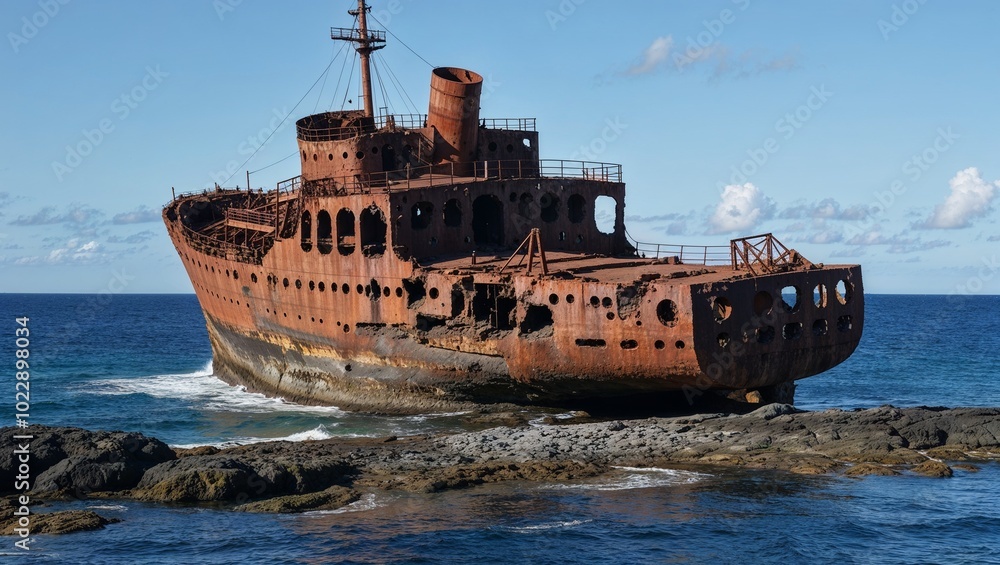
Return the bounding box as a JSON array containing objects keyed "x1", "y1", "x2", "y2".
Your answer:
[{"x1": 1, "y1": 293, "x2": 999, "y2": 564}]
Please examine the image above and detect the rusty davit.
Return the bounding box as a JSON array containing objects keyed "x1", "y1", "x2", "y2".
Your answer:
[{"x1": 163, "y1": 1, "x2": 863, "y2": 413}]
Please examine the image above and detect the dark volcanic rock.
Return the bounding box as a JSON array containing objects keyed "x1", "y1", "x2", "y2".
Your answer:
[
  {"x1": 0, "y1": 426, "x2": 175, "y2": 496},
  {"x1": 133, "y1": 456, "x2": 265, "y2": 502},
  {"x1": 234, "y1": 486, "x2": 360, "y2": 513},
  {"x1": 0, "y1": 510, "x2": 121, "y2": 536},
  {"x1": 2, "y1": 405, "x2": 999, "y2": 529},
  {"x1": 133, "y1": 446, "x2": 357, "y2": 503},
  {"x1": 911, "y1": 460, "x2": 954, "y2": 478}
]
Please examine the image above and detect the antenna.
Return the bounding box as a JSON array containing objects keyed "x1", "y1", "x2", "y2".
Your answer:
[{"x1": 331, "y1": 0, "x2": 386, "y2": 118}]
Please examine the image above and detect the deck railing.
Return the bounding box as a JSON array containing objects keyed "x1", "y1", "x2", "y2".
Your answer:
[
  {"x1": 295, "y1": 114, "x2": 535, "y2": 142},
  {"x1": 481, "y1": 118, "x2": 536, "y2": 131},
  {"x1": 626, "y1": 230, "x2": 730, "y2": 265},
  {"x1": 298, "y1": 159, "x2": 622, "y2": 196},
  {"x1": 626, "y1": 232, "x2": 796, "y2": 271},
  {"x1": 730, "y1": 233, "x2": 794, "y2": 275}
]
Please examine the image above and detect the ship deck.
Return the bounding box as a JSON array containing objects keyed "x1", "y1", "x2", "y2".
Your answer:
[{"x1": 417, "y1": 250, "x2": 739, "y2": 284}]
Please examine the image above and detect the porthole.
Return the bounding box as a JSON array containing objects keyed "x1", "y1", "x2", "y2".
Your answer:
[
  {"x1": 780, "y1": 286, "x2": 799, "y2": 312},
  {"x1": 356, "y1": 284, "x2": 364, "y2": 294},
  {"x1": 813, "y1": 319, "x2": 829, "y2": 336},
  {"x1": 606, "y1": 312, "x2": 615, "y2": 320},
  {"x1": 717, "y1": 333, "x2": 730, "y2": 347},
  {"x1": 295, "y1": 279, "x2": 302, "y2": 290},
  {"x1": 429, "y1": 288, "x2": 440, "y2": 300},
  {"x1": 713, "y1": 297, "x2": 732, "y2": 322},
  {"x1": 283, "y1": 278, "x2": 290, "y2": 288},
  {"x1": 318, "y1": 282, "x2": 325, "y2": 292},
  {"x1": 356, "y1": 151, "x2": 365, "y2": 159},
  {"x1": 654, "y1": 340, "x2": 665, "y2": 350},
  {"x1": 233, "y1": 271, "x2": 239, "y2": 280},
  {"x1": 589, "y1": 296, "x2": 600, "y2": 307},
  {"x1": 328, "y1": 154, "x2": 333, "y2": 161},
  {"x1": 782, "y1": 322, "x2": 803, "y2": 340},
  {"x1": 566, "y1": 294, "x2": 575, "y2": 304},
  {"x1": 601, "y1": 297, "x2": 613, "y2": 308},
  {"x1": 753, "y1": 291, "x2": 773, "y2": 316},
  {"x1": 656, "y1": 299, "x2": 678, "y2": 327},
  {"x1": 620, "y1": 339, "x2": 639, "y2": 350},
  {"x1": 309, "y1": 281, "x2": 315, "y2": 291},
  {"x1": 814, "y1": 284, "x2": 827, "y2": 308},
  {"x1": 342, "y1": 152, "x2": 349, "y2": 159},
  {"x1": 756, "y1": 326, "x2": 775, "y2": 344},
  {"x1": 675, "y1": 340, "x2": 685, "y2": 349},
  {"x1": 549, "y1": 293, "x2": 559, "y2": 305},
  {"x1": 342, "y1": 283, "x2": 350, "y2": 294},
  {"x1": 251, "y1": 273, "x2": 258, "y2": 284},
  {"x1": 836, "y1": 280, "x2": 853, "y2": 305},
  {"x1": 395, "y1": 287, "x2": 403, "y2": 298},
  {"x1": 837, "y1": 315, "x2": 853, "y2": 332}
]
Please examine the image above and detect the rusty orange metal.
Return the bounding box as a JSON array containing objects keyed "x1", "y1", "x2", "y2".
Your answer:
[{"x1": 161, "y1": 1, "x2": 863, "y2": 413}]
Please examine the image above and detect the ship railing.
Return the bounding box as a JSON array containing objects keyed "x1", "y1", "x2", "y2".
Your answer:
[
  {"x1": 628, "y1": 235, "x2": 731, "y2": 266},
  {"x1": 471, "y1": 159, "x2": 622, "y2": 182},
  {"x1": 276, "y1": 176, "x2": 301, "y2": 193},
  {"x1": 730, "y1": 233, "x2": 795, "y2": 275},
  {"x1": 481, "y1": 118, "x2": 536, "y2": 132},
  {"x1": 330, "y1": 27, "x2": 385, "y2": 44},
  {"x1": 296, "y1": 122, "x2": 377, "y2": 142},
  {"x1": 375, "y1": 113, "x2": 427, "y2": 130},
  {"x1": 295, "y1": 115, "x2": 537, "y2": 141},
  {"x1": 299, "y1": 159, "x2": 622, "y2": 196},
  {"x1": 180, "y1": 222, "x2": 266, "y2": 263}
]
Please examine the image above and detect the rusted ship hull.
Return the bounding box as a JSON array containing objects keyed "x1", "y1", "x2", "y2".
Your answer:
[
  {"x1": 163, "y1": 2, "x2": 863, "y2": 413},
  {"x1": 164, "y1": 194, "x2": 863, "y2": 413}
]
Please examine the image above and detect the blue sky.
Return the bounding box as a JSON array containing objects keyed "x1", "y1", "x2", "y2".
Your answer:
[{"x1": 1, "y1": 0, "x2": 997, "y2": 295}]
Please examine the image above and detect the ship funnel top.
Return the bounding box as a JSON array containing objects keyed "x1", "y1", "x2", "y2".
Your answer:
[{"x1": 427, "y1": 67, "x2": 483, "y2": 171}]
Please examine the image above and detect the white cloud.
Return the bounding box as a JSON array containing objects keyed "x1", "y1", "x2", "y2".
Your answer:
[
  {"x1": 112, "y1": 206, "x2": 161, "y2": 225},
  {"x1": 708, "y1": 183, "x2": 775, "y2": 234},
  {"x1": 14, "y1": 239, "x2": 106, "y2": 265},
  {"x1": 621, "y1": 37, "x2": 799, "y2": 79},
  {"x1": 919, "y1": 167, "x2": 998, "y2": 229},
  {"x1": 626, "y1": 36, "x2": 674, "y2": 75}
]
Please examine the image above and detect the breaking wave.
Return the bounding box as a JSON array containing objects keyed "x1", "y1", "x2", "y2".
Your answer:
[
  {"x1": 303, "y1": 493, "x2": 382, "y2": 516},
  {"x1": 170, "y1": 424, "x2": 339, "y2": 449},
  {"x1": 80, "y1": 362, "x2": 348, "y2": 416},
  {"x1": 499, "y1": 519, "x2": 592, "y2": 533}
]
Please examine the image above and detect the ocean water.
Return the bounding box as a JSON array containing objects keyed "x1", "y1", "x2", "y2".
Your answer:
[{"x1": 1, "y1": 293, "x2": 999, "y2": 564}]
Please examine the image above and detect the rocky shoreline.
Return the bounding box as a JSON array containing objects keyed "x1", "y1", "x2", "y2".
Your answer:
[{"x1": 3, "y1": 405, "x2": 999, "y2": 535}]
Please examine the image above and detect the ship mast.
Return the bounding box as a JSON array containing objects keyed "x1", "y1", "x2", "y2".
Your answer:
[{"x1": 332, "y1": 0, "x2": 386, "y2": 118}]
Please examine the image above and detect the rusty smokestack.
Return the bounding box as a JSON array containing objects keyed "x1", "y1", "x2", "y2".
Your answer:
[{"x1": 427, "y1": 67, "x2": 483, "y2": 172}]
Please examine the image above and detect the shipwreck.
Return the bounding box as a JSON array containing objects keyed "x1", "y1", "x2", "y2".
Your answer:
[{"x1": 163, "y1": 1, "x2": 863, "y2": 413}]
